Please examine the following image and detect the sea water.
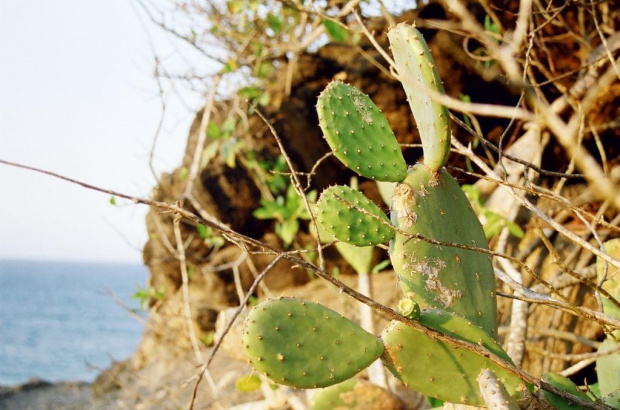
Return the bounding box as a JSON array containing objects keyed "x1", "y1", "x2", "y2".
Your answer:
[{"x1": 0, "y1": 259, "x2": 148, "y2": 385}]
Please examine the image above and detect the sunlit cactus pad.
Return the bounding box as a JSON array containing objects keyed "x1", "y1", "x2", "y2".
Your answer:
[
  {"x1": 388, "y1": 24, "x2": 450, "y2": 171},
  {"x1": 242, "y1": 298, "x2": 384, "y2": 388},
  {"x1": 390, "y1": 164, "x2": 497, "y2": 337},
  {"x1": 317, "y1": 81, "x2": 407, "y2": 182},
  {"x1": 317, "y1": 185, "x2": 394, "y2": 246},
  {"x1": 310, "y1": 378, "x2": 403, "y2": 410},
  {"x1": 597, "y1": 238, "x2": 620, "y2": 321},
  {"x1": 381, "y1": 310, "x2": 523, "y2": 406},
  {"x1": 542, "y1": 373, "x2": 594, "y2": 409},
  {"x1": 596, "y1": 338, "x2": 620, "y2": 407}
]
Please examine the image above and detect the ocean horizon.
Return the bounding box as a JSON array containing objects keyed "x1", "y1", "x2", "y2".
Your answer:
[{"x1": 0, "y1": 259, "x2": 148, "y2": 386}]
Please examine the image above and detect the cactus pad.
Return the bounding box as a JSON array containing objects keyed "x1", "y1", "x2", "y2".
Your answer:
[
  {"x1": 317, "y1": 185, "x2": 394, "y2": 246},
  {"x1": 388, "y1": 24, "x2": 450, "y2": 171},
  {"x1": 242, "y1": 298, "x2": 384, "y2": 388},
  {"x1": 310, "y1": 379, "x2": 403, "y2": 410},
  {"x1": 317, "y1": 81, "x2": 407, "y2": 182},
  {"x1": 542, "y1": 373, "x2": 594, "y2": 409},
  {"x1": 597, "y1": 238, "x2": 620, "y2": 321},
  {"x1": 381, "y1": 310, "x2": 523, "y2": 406},
  {"x1": 389, "y1": 164, "x2": 497, "y2": 337},
  {"x1": 596, "y1": 338, "x2": 620, "y2": 407}
]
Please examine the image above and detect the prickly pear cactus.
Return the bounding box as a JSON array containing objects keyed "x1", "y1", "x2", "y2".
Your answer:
[
  {"x1": 390, "y1": 164, "x2": 498, "y2": 337},
  {"x1": 242, "y1": 298, "x2": 384, "y2": 388},
  {"x1": 310, "y1": 379, "x2": 403, "y2": 410},
  {"x1": 245, "y1": 25, "x2": 508, "y2": 406},
  {"x1": 316, "y1": 185, "x2": 395, "y2": 246},
  {"x1": 595, "y1": 239, "x2": 620, "y2": 408},
  {"x1": 597, "y1": 238, "x2": 620, "y2": 321},
  {"x1": 381, "y1": 309, "x2": 523, "y2": 406},
  {"x1": 388, "y1": 23, "x2": 451, "y2": 171},
  {"x1": 317, "y1": 81, "x2": 407, "y2": 182},
  {"x1": 542, "y1": 373, "x2": 594, "y2": 409}
]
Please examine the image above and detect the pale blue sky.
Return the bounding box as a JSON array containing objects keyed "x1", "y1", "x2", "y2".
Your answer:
[{"x1": 0, "y1": 1, "x2": 206, "y2": 263}]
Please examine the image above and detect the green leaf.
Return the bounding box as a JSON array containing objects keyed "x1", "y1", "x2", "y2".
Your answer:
[
  {"x1": 220, "y1": 138, "x2": 241, "y2": 168},
  {"x1": 224, "y1": 59, "x2": 237, "y2": 73},
  {"x1": 205, "y1": 236, "x2": 226, "y2": 248},
  {"x1": 197, "y1": 224, "x2": 209, "y2": 239},
  {"x1": 236, "y1": 374, "x2": 261, "y2": 392},
  {"x1": 221, "y1": 118, "x2": 236, "y2": 135},
  {"x1": 506, "y1": 221, "x2": 525, "y2": 239},
  {"x1": 276, "y1": 218, "x2": 299, "y2": 247},
  {"x1": 322, "y1": 19, "x2": 348, "y2": 43},
  {"x1": 484, "y1": 15, "x2": 501, "y2": 44},
  {"x1": 180, "y1": 167, "x2": 189, "y2": 181},
  {"x1": 332, "y1": 265, "x2": 340, "y2": 278},
  {"x1": 201, "y1": 142, "x2": 220, "y2": 168},
  {"x1": 201, "y1": 331, "x2": 215, "y2": 346},
  {"x1": 207, "y1": 122, "x2": 220, "y2": 139},
  {"x1": 371, "y1": 259, "x2": 391, "y2": 274},
  {"x1": 483, "y1": 213, "x2": 504, "y2": 239},
  {"x1": 227, "y1": 0, "x2": 243, "y2": 13},
  {"x1": 267, "y1": 13, "x2": 282, "y2": 34},
  {"x1": 257, "y1": 91, "x2": 270, "y2": 106},
  {"x1": 253, "y1": 198, "x2": 287, "y2": 220},
  {"x1": 239, "y1": 86, "x2": 262, "y2": 100},
  {"x1": 109, "y1": 196, "x2": 116, "y2": 206}
]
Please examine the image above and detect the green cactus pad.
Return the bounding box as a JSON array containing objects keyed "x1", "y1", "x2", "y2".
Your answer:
[
  {"x1": 317, "y1": 185, "x2": 394, "y2": 246},
  {"x1": 242, "y1": 298, "x2": 384, "y2": 389},
  {"x1": 596, "y1": 338, "x2": 620, "y2": 407},
  {"x1": 376, "y1": 181, "x2": 397, "y2": 207},
  {"x1": 317, "y1": 81, "x2": 407, "y2": 182},
  {"x1": 542, "y1": 373, "x2": 594, "y2": 409},
  {"x1": 335, "y1": 242, "x2": 374, "y2": 274},
  {"x1": 310, "y1": 379, "x2": 403, "y2": 409},
  {"x1": 597, "y1": 239, "x2": 620, "y2": 321},
  {"x1": 381, "y1": 310, "x2": 523, "y2": 406},
  {"x1": 389, "y1": 164, "x2": 497, "y2": 337},
  {"x1": 388, "y1": 24, "x2": 450, "y2": 171}
]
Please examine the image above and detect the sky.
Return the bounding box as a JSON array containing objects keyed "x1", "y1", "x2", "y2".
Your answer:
[{"x1": 0, "y1": 1, "x2": 206, "y2": 263}]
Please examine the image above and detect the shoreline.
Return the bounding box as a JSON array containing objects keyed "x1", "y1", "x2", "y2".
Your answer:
[{"x1": 0, "y1": 378, "x2": 97, "y2": 410}]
